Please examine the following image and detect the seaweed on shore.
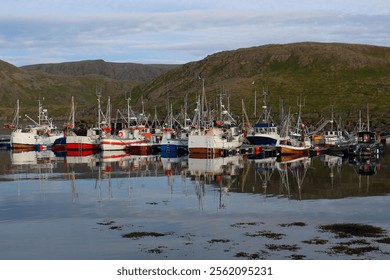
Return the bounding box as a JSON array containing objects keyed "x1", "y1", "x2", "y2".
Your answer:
[
  {"x1": 245, "y1": 230, "x2": 285, "y2": 240},
  {"x1": 318, "y1": 223, "x2": 387, "y2": 238},
  {"x1": 121, "y1": 231, "x2": 168, "y2": 239},
  {"x1": 279, "y1": 222, "x2": 307, "y2": 227}
]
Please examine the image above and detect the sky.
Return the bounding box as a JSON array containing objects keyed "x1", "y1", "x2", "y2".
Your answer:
[{"x1": 1, "y1": 0, "x2": 390, "y2": 66}]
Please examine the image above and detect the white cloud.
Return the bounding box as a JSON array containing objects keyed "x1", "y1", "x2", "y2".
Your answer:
[{"x1": 1, "y1": 0, "x2": 390, "y2": 66}]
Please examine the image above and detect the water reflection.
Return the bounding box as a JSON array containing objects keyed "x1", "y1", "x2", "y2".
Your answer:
[{"x1": 0, "y1": 145, "x2": 389, "y2": 202}]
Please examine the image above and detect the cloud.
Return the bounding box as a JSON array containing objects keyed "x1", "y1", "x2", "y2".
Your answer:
[{"x1": 1, "y1": 0, "x2": 390, "y2": 66}]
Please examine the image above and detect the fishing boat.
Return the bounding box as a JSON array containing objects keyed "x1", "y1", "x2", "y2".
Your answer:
[
  {"x1": 188, "y1": 79, "x2": 244, "y2": 157},
  {"x1": 275, "y1": 98, "x2": 311, "y2": 156},
  {"x1": 245, "y1": 88, "x2": 281, "y2": 146},
  {"x1": 160, "y1": 104, "x2": 189, "y2": 156},
  {"x1": 348, "y1": 130, "x2": 381, "y2": 157},
  {"x1": 160, "y1": 127, "x2": 188, "y2": 155},
  {"x1": 310, "y1": 106, "x2": 351, "y2": 156},
  {"x1": 189, "y1": 126, "x2": 243, "y2": 157},
  {"x1": 348, "y1": 106, "x2": 382, "y2": 157},
  {"x1": 276, "y1": 138, "x2": 311, "y2": 156},
  {"x1": 10, "y1": 99, "x2": 64, "y2": 151},
  {"x1": 100, "y1": 126, "x2": 150, "y2": 151},
  {"x1": 66, "y1": 93, "x2": 109, "y2": 151},
  {"x1": 52, "y1": 96, "x2": 76, "y2": 152},
  {"x1": 100, "y1": 95, "x2": 152, "y2": 151},
  {"x1": 66, "y1": 127, "x2": 105, "y2": 151}
]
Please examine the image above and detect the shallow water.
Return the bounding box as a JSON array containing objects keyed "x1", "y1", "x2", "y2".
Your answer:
[{"x1": 0, "y1": 145, "x2": 390, "y2": 260}]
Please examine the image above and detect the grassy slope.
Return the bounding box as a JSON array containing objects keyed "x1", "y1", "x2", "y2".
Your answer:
[
  {"x1": 2, "y1": 42, "x2": 390, "y2": 130},
  {"x1": 132, "y1": 42, "x2": 390, "y2": 129}
]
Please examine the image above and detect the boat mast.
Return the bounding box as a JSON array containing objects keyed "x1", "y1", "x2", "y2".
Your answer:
[
  {"x1": 96, "y1": 88, "x2": 102, "y2": 128},
  {"x1": 12, "y1": 99, "x2": 20, "y2": 128},
  {"x1": 127, "y1": 91, "x2": 132, "y2": 126},
  {"x1": 366, "y1": 104, "x2": 370, "y2": 132},
  {"x1": 262, "y1": 87, "x2": 268, "y2": 123},
  {"x1": 199, "y1": 75, "x2": 207, "y2": 127}
]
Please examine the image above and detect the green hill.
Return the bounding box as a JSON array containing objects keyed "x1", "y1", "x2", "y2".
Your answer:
[
  {"x1": 0, "y1": 59, "x2": 176, "y2": 125},
  {"x1": 2, "y1": 42, "x2": 390, "y2": 130},
  {"x1": 21, "y1": 59, "x2": 178, "y2": 82},
  {"x1": 131, "y1": 42, "x2": 390, "y2": 129}
]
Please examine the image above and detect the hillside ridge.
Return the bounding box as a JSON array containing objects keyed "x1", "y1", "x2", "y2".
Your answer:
[{"x1": 2, "y1": 42, "x2": 390, "y2": 130}]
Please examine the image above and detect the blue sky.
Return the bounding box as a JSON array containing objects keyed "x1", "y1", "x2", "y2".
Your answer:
[{"x1": 1, "y1": 0, "x2": 390, "y2": 66}]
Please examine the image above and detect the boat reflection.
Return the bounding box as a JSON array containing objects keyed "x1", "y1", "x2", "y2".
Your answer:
[
  {"x1": 187, "y1": 155, "x2": 243, "y2": 208},
  {"x1": 188, "y1": 155, "x2": 242, "y2": 184},
  {"x1": 246, "y1": 156, "x2": 277, "y2": 195},
  {"x1": 1, "y1": 141, "x2": 388, "y2": 202},
  {"x1": 349, "y1": 156, "x2": 380, "y2": 176},
  {"x1": 275, "y1": 155, "x2": 311, "y2": 200}
]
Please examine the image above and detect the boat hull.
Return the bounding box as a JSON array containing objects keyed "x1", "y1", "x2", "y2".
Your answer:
[
  {"x1": 188, "y1": 134, "x2": 242, "y2": 156},
  {"x1": 277, "y1": 144, "x2": 310, "y2": 156},
  {"x1": 100, "y1": 138, "x2": 147, "y2": 151},
  {"x1": 65, "y1": 135, "x2": 100, "y2": 150},
  {"x1": 130, "y1": 143, "x2": 152, "y2": 155},
  {"x1": 11, "y1": 130, "x2": 63, "y2": 150},
  {"x1": 246, "y1": 135, "x2": 278, "y2": 146}
]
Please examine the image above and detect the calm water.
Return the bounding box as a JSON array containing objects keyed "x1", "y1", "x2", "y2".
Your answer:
[{"x1": 0, "y1": 144, "x2": 390, "y2": 260}]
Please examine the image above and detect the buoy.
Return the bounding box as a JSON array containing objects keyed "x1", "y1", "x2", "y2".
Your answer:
[
  {"x1": 118, "y1": 131, "x2": 123, "y2": 137},
  {"x1": 255, "y1": 146, "x2": 261, "y2": 154}
]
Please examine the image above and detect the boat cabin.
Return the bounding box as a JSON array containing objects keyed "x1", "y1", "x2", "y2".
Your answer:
[
  {"x1": 357, "y1": 131, "x2": 376, "y2": 144},
  {"x1": 253, "y1": 123, "x2": 278, "y2": 135}
]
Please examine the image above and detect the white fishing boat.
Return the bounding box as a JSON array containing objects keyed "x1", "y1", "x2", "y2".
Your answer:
[
  {"x1": 188, "y1": 79, "x2": 244, "y2": 157},
  {"x1": 275, "y1": 98, "x2": 311, "y2": 156},
  {"x1": 100, "y1": 126, "x2": 150, "y2": 151},
  {"x1": 10, "y1": 99, "x2": 63, "y2": 150},
  {"x1": 100, "y1": 95, "x2": 152, "y2": 151},
  {"x1": 189, "y1": 126, "x2": 243, "y2": 156}
]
